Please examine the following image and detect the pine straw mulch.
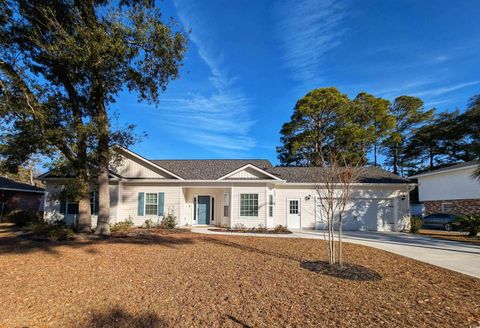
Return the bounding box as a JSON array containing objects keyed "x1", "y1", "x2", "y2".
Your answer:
[{"x1": 0, "y1": 228, "x2": 479, "y2": 328}]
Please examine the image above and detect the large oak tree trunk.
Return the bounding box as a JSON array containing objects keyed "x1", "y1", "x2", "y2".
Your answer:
[
  {"x1": 95, "y1": 107, "x2": 111, "y2": 236},
  {"x1": 77, "y1": 194, "x2": 92, "y2": 233}
]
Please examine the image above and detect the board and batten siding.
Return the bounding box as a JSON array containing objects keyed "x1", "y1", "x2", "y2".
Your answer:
[
  {"x1": 111, "y1": 154, "x2": 174, "y2": 179},
  {"x1": 116, "y1": 183, "x2": 181, "y2": 227},
  {"x1": 227, "y1": 168, "x2": 271, "y2": 179}
]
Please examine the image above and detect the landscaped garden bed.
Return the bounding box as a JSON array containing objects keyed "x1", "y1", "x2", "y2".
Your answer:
[
  {"x1": 0, "y1": 223, "x2": 478, "y2": 327},
  {"x1": 208, "y1": 224, "x2": 292, "y2": 234}
]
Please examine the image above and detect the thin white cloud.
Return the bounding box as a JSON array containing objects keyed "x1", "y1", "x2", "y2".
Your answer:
[
  {"x1": 372, "y1": 80, "x2": 480, "y2": 106},
  {"x1": 163, "y1": 0, "x2": 255, "y2": 155},
  {"x1": 411, "y1": 81, "x2": 480, "y2": 98},
  {"x1": 275, "y1": 0, "x2": 350, "y2": 83}
]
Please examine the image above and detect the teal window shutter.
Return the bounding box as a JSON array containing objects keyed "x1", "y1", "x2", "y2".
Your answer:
[
  {"x1": 94, "y1": 192, "x2": 99, "y2": 215},
  {"x1": 60, "y1": 199, "x2": 67, "y2": 215},
  {"x1": 137, "y1": 192, "x2": 145, "y2": 216},
  {"x1": 158, "y1": 192, "x2": 164, "y2": 216}
]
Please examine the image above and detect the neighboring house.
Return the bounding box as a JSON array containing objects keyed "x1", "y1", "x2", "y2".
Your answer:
[
  {"x1": 0, "y1": 176, "x2": 45, "y2": 220},
  {"x1": 39, "y1": 147, "x2": 414, "y2": 231},
  {"x1": 410, "y1": 160, "x2": 480, "y2": 216}
]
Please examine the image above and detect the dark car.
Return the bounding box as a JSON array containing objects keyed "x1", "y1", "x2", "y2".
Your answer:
[{"x1": 422, "y1": 213, "x2": 462, "y2": 231}]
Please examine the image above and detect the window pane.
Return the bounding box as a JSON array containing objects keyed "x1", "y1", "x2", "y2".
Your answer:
[
  {"x1": 289, "y1": 200, "x2": 299, "y2": 214},
  {"x1": 67, "y1": 203, "x2": 79, "y2": 215},
  {"x1": 146, "y1": 193, "x2": 157, "y2": 205},
  {"x1": 145, "y1": 204, "x2": 158, "y2": 215},
  {"x1": 240, "y1": 194, "x2": 258, "y2": 216}
]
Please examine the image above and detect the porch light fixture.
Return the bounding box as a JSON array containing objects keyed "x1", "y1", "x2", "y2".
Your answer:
[{"x1": 305, "y1": 195, "x2": 311, "y2": 201}]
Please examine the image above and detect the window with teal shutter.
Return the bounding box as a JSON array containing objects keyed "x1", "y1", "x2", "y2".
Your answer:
[
  {"x1": 158, "y1": 192, "x2": 164, "y2": 216},
  {"x1": 60, "y1": 199, "x2": 67, "y2": 215},
  {"x1": 137, "y1": 192, "x2": 145, "y2": 216}
]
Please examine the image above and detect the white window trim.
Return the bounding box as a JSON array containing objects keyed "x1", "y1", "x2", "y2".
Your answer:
[
  {"x1": 223, "y1": 192, "x2": 230, "y2": 218},
  {"x1": 144, "y1": 192, "x2": 158, "y2": 216},
  {"x1": 268, "y1": 192, "x2": 275, "y2": 218},
  {"x1": 239, "y1": 193, "x2": 259, "y2": 217},
  {"x1": 193, "y1": 194, "x2": 215, "y2": 225},
  {"x1": 441, "y1": 202, "x2": 453, "y2": 214}
]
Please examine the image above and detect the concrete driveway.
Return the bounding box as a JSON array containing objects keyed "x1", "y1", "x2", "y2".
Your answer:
[
  {"x1": 193, "y1": 227, "x2": 480, "y2": 278},
  {"x1": 297, "y1": 230, "x2": 480, "y2": 278}
]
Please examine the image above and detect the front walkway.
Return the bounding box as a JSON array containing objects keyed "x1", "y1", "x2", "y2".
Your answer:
[{"x1": 192, "y1": 227, "x2": 480, "y2": 278}]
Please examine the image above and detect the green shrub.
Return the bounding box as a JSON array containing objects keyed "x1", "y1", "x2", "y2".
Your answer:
[
  {"x1": 455, "y1": 215, "x2": 480, "y2": 236},
  {"x1": 254, "y1": 224, "x2": 268, "y2": 233},
  {"x1": 160, "y1": 210, "x2": 177, "y2": 229},
  {"x1": 30, "y1": 221, "x2": 52, "y2": 235},
  {"x1": 410, "y1": 216, "x2": 422, "y2": 234},
  {"x1": 233, "y1": 223, "x2": 246, "y2": 231},
  {"x1": 274, "y1": 224, "x2": 290, "y2": 233},
  {"x1": 29, "y1": 220, "x2": 74, "y2": 241},
  {"x1": 48, "y1": 225, "x2": 75, "y2": 241},
  {"x1": 111, "y1": 218, "x2": 134, "y2": 234},
  {"x1": 142, "y1": 218, "x2": 155, "y2": 229},
  {"x1": 6, "y1": 209, "x2": 39, "y2": 227}
]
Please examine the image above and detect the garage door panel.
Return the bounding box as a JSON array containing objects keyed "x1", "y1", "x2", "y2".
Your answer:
[{"x1": 315, "y1": 198, "x2": 380, "y2": 231}]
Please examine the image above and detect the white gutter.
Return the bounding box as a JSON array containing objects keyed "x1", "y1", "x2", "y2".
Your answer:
[
  {"x1": 410, "y1": 165, "x2": 478, "y2": 178},
  {"x1": 0, "y1": 187, "x2": 45, "y2": 193}
]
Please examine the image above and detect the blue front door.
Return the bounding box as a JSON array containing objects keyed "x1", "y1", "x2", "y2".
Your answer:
[{"x1": 197, "y1": 196, "x2": 211, "y2": 225}]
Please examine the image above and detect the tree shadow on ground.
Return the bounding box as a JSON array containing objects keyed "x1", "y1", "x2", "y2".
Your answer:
[
  {"x1": 0, "y1": 228, "x2": 195, "y2": 256},
  {"x1": 204, "y1": 237, "x2": 382, "y2": 281},
  {"x1": 300, "y1": 261, "x2": 382, "y2": 281},
  {"x1": 76, "y1": 306, "x2": 168, "y2": 328},
  {"x1": 203, "y1": 236, "x2": 302, "y2": 262},
  {"x1": 225, "y1": 315, "x2": 252, "y2": 328}
]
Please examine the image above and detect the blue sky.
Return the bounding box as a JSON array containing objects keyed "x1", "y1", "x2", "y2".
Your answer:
[{"x1": 113, "y1": 0, "x2": 480, "y2": 165}]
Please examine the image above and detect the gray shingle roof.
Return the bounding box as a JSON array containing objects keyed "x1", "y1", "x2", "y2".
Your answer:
[
  {"x1": 410, "y1": 160, "x2": 480, "y2": 177},
  {"x1": 267, "y1": 166, "x2": 411, "y2": 184},
  {"x1": 150, "y1": 159, "x2": 273, "y2": 180},
  {"x1": 150, "y1": 159, "x2": 409, "y2": 184},
  {"x1": 0, "y1": 177, "x2": 45, "y2": 192}
]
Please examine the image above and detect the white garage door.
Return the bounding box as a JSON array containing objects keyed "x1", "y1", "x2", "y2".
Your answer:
[{"x1": 315, "y1": 198, "x2": 395, "y2": 231}]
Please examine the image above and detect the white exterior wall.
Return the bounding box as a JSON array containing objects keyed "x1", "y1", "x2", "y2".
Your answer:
[
  {"x1": 416, "y1": 166, "x2": 480, "y2": 201},
  {"x1": 43, "y1": 182, "x2": 63, "y2": 222},
  {"x1": 112, "y1": 155, "x2": 173, "y2": 179},
  {"x1": 43, "y1": 181, "x2": 118, "y2": 227},
  {"x1": 274, "y1": 184, "x2": 411, "y2": 232},
  {"x1": 230, "y1": 184, "x2": 267, "y2": 228},
  {"x1": 43, "y1": 177, "x2": 411, "y2": 232},
  {"x1": 116, "y1": 183, "x2": 181, "y2": 227},
  {"x1": 183, "y1": 187, "x2": 225, "y2": 226},
  {"x1": 227, "y1": 168, "x2": 270, "y2": 179}
]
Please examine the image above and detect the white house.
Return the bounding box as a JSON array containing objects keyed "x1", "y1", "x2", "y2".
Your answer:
[
  {"x1": 411, "y1": 160, "x2": 480, "y2": 215},
  {"x1": 39, "y1": 147, "x2": 414, "y2": 231}
]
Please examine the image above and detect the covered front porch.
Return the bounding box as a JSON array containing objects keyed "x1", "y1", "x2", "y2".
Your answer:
[{"x1": 181, "y1": 186, "x2": 232, "y2": 227}]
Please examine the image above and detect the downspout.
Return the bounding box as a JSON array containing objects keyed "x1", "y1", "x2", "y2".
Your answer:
[{"x1": 0, "y1": 201, "x2": 4, "y2": 222}]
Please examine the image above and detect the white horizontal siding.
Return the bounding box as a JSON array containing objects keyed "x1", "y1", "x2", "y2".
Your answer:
[
  {"x1": 417, "y1": 167, "x2": 480, "y2": 201},
  {"x1": 231, "y1": 185, "x2": 267, "y2": 228},
  {"x1": 275, "y1": 185, "x2": 410, "y2": 231},
  {"x1": 116, "y1": 183, "x2": 181, "y2": 227},
  {"x1": 44, "y1": 182, "x2": 63, "y2": 222},
  {"x1": 183, "y1": 188, "x2": 225, "y2": 226}
]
